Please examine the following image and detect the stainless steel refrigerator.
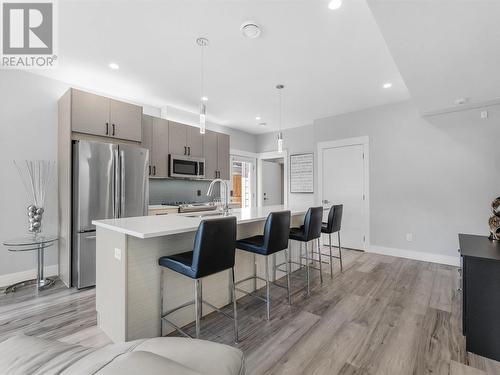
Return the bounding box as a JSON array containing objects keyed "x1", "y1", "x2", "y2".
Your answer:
[{"x1": 72, "y1": 140, "x2": 149, "y2": 288}]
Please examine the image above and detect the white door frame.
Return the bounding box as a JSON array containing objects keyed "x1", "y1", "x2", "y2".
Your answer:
[
  {"x1": 317, "y1": 136, "x2": 370, "y2": 250},
  {"x1": 257, "y1": 150, "x2": 288, "y2": 207},
  {"x1": 230, "y1": 149, "x2": 258, "y2": 207}
]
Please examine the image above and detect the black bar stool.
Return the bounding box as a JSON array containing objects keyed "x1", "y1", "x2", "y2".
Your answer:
[
  {"x1": 288, "y1": 206, "x2": 324, "y2": 295},
  {"x1": 234, "y1": 211, "x2": 291, "y2": 320},
  {"x1": 321, "y1": 204, "x2": 344, "y2": 274},
  {"x1": 158, "y1": 216, "x2": 238, "y2": 342}
]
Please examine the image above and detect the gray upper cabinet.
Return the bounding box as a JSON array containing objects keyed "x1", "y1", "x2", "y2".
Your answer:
[
  {"x1": 168, "y1": 121, "x2": 188, "y2": 156},
  {"x1": 71, "y1": 89, "x2": 110, "y2": 137},
  {"x1": 142, "y1": 115, "x2": 169, "y2": 178},
  {"x1": 109, "y1": 99, "x2": 142, "y2": 142},
  {"x1": 141, "y1": 115, "x2": 153, "y2": 176},
  {"x1": 169, "y1": 121, "x2": 204, "y2": 157},
  {"x1": 187, "y1": 126, "x2": 203, "y2": 157},
  {"x1": 203, "y1": 130, "x2": 218, "y2": 179},
  {"x1": 217, "y1": 133, "x2": 230, "y2": 180},
  {"x1": 151, "y1": 118, "x2": 169, "y2": 178},
  {"x1": 71, "y1": 89, "x2": 142, "y2": 142}
]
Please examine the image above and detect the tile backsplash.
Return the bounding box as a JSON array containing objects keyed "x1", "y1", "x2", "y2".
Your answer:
[{"x1": 149, "y1": 179, "x2": 216, "y2": 204}]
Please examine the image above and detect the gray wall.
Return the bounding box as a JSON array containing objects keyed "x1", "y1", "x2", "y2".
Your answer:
[
  {"x1": 257, "y1": 125, "x2": 316, "y2": 207},
  {"x1": 0, "y1": 70, "x2": 257, "y2": 279},
  {"x1": 0, "y1": 71, "x2": 67, "y2": 277},
  {"x1": 257, "y1": 100, "x2": 500, "y2": 260}
]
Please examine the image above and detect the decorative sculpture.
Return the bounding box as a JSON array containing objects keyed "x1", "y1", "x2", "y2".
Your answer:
[
  {"x1": 14, "y1": 160, "x2": 55, "y2": 234},
  {"x1": 489, "y1": 196, "x2": 500, "y2": 241}
]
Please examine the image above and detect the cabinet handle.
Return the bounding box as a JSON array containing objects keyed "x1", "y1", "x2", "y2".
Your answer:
[
  {"x1": 105, "y1": 122, "x2": 109, "y2": 135},
  {"x1": 188, "y1": 147, "x2": 191, "y2": 155},
  {"x1": 112, "y1": 124, "x2": 116, "y2": 136},
  {"x1": 153, "y1": 166, "x2": 156, "y2": 176},
  {"x1": 149, "y1": 165, "x2": 151, "y2": 176},
  {"x1": 184, "y1": 146, "x2": 187, "y2": 155}
]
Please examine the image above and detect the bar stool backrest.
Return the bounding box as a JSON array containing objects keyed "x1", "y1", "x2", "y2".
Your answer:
[
  {"x1": 262, "y1": 210, "x2": 291, "y2": 255},
  {"x1": 303, "y1": 206, "x2": 324, "y2": 241},
  {"x1": 191, "y1": 216, "x2": 237, "y2": 278},
  {"x1": 325, "y1": 204, "x2": 343, "y2": 234}
]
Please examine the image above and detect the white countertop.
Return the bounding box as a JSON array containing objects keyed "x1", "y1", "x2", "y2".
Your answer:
[{"x1": 93, "y1": 205, "x2": 310, "y2": 239}]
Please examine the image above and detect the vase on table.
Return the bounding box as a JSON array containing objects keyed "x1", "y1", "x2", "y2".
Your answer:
[{"x1": 14, "y1": 160, "x2": 55, "y2": 236}]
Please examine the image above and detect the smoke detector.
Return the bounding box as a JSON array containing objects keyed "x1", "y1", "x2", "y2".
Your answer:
[{"x1": 240, "y1": 21, "x2": 261, "y2": 39}]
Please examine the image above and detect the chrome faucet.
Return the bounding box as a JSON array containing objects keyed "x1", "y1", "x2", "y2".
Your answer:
[{"x1": 207, "y1": 178, "x2": 230, "y2": 215}]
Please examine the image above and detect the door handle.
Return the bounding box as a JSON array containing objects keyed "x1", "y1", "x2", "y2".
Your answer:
[
  {"x1": 153, "y1": 166, "x2": 156, "y2": 176},
  {"x1": 105, "y1": 122, "x2": 109, "y2": 135},
  {"x1": 149, "y1": 165, "x2": 151, "y2": 176},
  {"x1": 112, "y1": 124, "x2": 116, "y2": 136}
]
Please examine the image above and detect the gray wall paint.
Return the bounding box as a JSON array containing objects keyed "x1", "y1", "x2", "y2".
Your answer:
[
  {"x1": 257, "y1": 124, "x2": 316, "y2": 207},
  {"x1": 257, "y1": 100, "x2": 500, "y2": 259},
  {"x1": 0, "y1": 71, "x2": 67, "y2": 277},
  {"x1": 0, "y1": 70, "x2": 256, "y2": 278}
]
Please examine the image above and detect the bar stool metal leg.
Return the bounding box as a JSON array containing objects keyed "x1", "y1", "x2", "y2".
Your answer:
[
  {"x1": 306, "y1": 241, "x2": 310, "y2": 295},
  {"x1": 299, "y1": 241, "x2": 303, "y2": 268},
  {"x1": 338, "y1": 231, "x2": 343, "y2": 271},
  {"x1": 194, "y1": 279, "x2": 201, "y2": 338},
  {"x1": 285, "y1": 247, "x2": 291, "y2": 305},
  {"x1": 253, "y1": 253, "x2": 257, "y2": 291},
  {"x1": 265, "y1": 257, "x2": 271, "y2": 320},
  {"x1": 272, "y1": 254, "x2": 277, "y2": 282},
  {"x1": 317, "y1": 238, "x2": 323, "y2": 284},
  {"x1": 160, "y1": 269, "x2": 164, "y2": 337},
  {"x1": 230, "y1": 268, "x2": 239, "y2": 343},
  {"x1": 329, "y1": 233, "x2": 334, "y2": 277}
]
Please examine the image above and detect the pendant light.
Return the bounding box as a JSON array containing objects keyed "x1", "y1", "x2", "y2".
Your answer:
[
  {"x1": 276, "y1": 84, "x2": 284, "y2": 153},
  {"x1": 197, "y1": 37, "x2": 209, "y2": 134}
]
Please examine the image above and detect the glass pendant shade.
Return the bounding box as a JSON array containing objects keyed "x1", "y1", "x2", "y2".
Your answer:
[
  {"x1": 277, "y1": 131, "x2": 283, "y2": 153},
  {"x1": 199, "y1": 102, "x2": 206, "y2": 134}
]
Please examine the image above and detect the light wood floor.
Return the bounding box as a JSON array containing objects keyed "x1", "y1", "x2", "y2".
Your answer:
[{"x1": 1, "y1": 249, "x2": 499, "y2": 375}]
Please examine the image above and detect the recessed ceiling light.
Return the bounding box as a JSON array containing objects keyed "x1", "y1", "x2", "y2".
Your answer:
[
  {"x1": 255, "y1": 116, "x2": 261, "y2": 120},
  {"x1": 241, "y1": 21, "x2": 261, "y2": 39},
  {"x1": 108, "y1": 62, "x2": 119, "y2": 70},
  {"x1": 259, "y1": 122, "x2": 267, "y2": 127},
  {"x1": 454, "y1": 97, "x2": 468, "y2": 105},
  {"x1": 201, "y1": 96, "x2": 208, "y2": 101},
  {"x1": 328, "y1": 0, "x2": 342, "y2": 10},
  {"x1": 383, "y1": 82, "x2": 392, "y2": 89}
]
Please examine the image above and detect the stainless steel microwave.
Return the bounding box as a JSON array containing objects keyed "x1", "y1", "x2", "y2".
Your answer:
[{"x1": 169, "y1": 155, "x2": 205, "y2": 179}]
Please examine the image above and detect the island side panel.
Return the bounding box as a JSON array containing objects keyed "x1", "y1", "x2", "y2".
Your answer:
[
  {"x1": 96, "y1": 227, "x2": 128, "y2": 343},
  {"x1": 126, "y1": 231, "x2": 196, "y2": 340}
]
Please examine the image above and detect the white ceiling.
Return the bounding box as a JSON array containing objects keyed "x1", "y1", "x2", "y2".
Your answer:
[
  {"x1": 368, "y1": 0, "x2": 500, "y2": 115},
  {"x1": 38, "y1": 0, "x2": 409, "y2": 134}
]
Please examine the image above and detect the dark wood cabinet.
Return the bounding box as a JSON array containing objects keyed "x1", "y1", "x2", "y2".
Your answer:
[{"x1": 459, "y1": 234, "x2": 500, "y2": 362}]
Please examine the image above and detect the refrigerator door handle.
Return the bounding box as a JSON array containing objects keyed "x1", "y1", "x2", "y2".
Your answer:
[
  {"x1": 113, "y1": 148, "x2": 121, "y2": 218},
  {"x1": 120, "y1": 149, "x2": 126, "y2": 218}
]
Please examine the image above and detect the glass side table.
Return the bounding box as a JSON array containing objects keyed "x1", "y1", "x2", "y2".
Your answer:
[{"x1": 2, "y1": 234, "x2": 58, "y2": 294}]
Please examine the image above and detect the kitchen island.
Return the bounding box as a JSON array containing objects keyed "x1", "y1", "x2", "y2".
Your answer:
[{"x1": 93, "y1": 205, "x2": 309, "y2": 343}]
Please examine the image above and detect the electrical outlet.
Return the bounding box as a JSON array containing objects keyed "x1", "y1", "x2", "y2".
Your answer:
[
  {"x1": 481, "y1": 110, "x2": 488, "y2": 119},
  {"x1": 114, "y1": 248, "x2": 122, "y2": 261},
  {"x1": 406, "y1": 233, "x2": 413, "y2": 242}
]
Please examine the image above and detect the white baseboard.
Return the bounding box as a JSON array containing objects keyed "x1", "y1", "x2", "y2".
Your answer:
[
  {"x1": 0, "y1": 265, "x2": 59, "y2": 287},
  {"x1": 368, "y1": 245, "x2": 460, "y2": 267}
]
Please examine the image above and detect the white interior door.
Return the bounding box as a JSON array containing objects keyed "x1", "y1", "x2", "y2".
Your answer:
[
  {"x1": 322, "y1": 144, "x2": 366, "y2": 250},
  {"x1": 261, "y1": 160, "x2": 283, "y2": 206}
]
